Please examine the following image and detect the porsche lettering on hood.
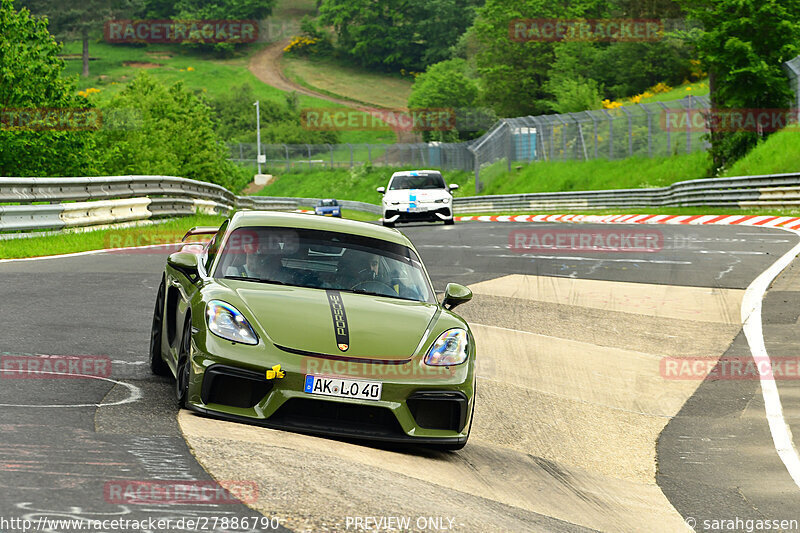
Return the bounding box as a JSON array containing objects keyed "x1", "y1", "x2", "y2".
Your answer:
[
  {"x1": 326, "y1": 290, "x2": 350, "y2": 351},
  {"x1": 230, "y1": 284, "x2": 437, "y2": 360}
]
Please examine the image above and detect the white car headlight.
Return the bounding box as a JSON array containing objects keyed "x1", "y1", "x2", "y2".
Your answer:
[
  {"x1": 435, "y1": 197, "x2": 451, "y2": 204},
  {"x1": 206, "y1": 300, "x2": 258, "y2": 345},
  {"x1": 424, "y1": 329, "x2": 469, "y2": 366}
]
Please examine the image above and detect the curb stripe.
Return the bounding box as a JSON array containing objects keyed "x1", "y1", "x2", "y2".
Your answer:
[{"x1": 453, "y1": 213, "x2": 800, "y2": 230}]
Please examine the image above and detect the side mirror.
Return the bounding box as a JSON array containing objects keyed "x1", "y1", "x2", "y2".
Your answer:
[
  {"x1": 442, "y1": 283, "x2": 472, "y2": 310},
  {"x1": 376, "y1": 186, "x2": 386, "y2": 194},
  {"x1": 168, "y1": 251, "x2": 199, "y2": 282},
  {"x1": 448, "y1": 184, "x2": 459, "y2": 191}
]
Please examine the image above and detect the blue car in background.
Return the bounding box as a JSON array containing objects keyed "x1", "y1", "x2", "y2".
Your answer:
[{"x1": 314, "y1": 198, "x2": 342, "y2": 217}]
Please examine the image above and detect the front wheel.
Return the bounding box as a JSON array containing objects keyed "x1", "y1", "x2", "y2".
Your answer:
[
  {"x1": 175, "y1": 316, "x2": 192, "y2": 407},
  {"x1": 382, "y1": 220, "x2": 395, "y2": 228},
  {"x1": 444, "y1": 218, "x2": 455, "y2": 225},
  {"x1": 149, "y1": 280, "x2": 170, "y2": 376}
]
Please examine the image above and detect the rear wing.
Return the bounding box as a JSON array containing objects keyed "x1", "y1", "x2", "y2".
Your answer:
[{"x1": 182, "y1": 226, "x2": 220, "y2": 242}]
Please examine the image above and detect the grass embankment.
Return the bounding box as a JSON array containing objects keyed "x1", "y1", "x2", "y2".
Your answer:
[
  {"x1": 0, "y1": 215, "x2": 226, "y2": 259},
  {"x1": 282, "y1": 55, "x2": 414, "y2": 109},
  {"x1": 479, "y1": 151, "x2": 711, "y2": 195},
  {"x1": 0, "y1": 209, "x2": 382, "y2": 260},
  {"x1": 257, "y1": 166, "x2": 475, "y2": 203},
  {"x1": 722, "y1": 128, "x2": 800, "y2": 177}
]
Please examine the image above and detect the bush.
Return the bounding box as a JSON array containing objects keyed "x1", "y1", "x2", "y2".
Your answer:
[
  {"x1": 94, "y1": 72, "x2": 244, "y2": 190},
  {"x1": 408, "y1": 59, "x2": 488, "y2": 141}
]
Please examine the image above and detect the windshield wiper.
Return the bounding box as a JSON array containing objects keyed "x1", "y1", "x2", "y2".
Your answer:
[
  {"x1": 222, "y1": 275, "x2": 288, "y2": 286},
  {"x1": 345, "y1": 288, "x2": 413, "y2": 301}
]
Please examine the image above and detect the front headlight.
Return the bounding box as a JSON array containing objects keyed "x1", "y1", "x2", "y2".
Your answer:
[
  {"x1": 424, "y1": 328, "x2": 469, "y2": 366},
  {"x1": 435, "y1": 197, "x2": 451, "y2": 204},
  {"x1": 206, "y1": 300, "x2": 258, "y2": 345}
]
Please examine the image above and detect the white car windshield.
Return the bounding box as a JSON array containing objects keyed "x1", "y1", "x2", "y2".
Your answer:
[{"x1": 388, "y1": 174, "x2": 446, "y2": 190}]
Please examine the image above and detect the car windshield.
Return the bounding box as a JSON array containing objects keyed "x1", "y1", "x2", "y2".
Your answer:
[
  {"x1": 388, "y1": 173, "x2": 446, "y2": 190},
  {"x1": 213, "y1": 226, "x2": 435, "y2": 303},
  {"x1": 318, "y1": 199, "x2": 337, "y2": 206}
]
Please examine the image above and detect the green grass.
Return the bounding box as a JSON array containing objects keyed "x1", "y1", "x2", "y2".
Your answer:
[
  {"x1": 256, "y1": 166, "x2": 474, "y2": 203},
  {"x1": 0, "y1": 214, "x2": 226, "y2": 259},
  {"x1": 723, "y1": 128, "x2": 800, "y2": 177},
  {"x1": 479, "y1": 151, "x2": 712, "y2": 195},
  {"x1": 282, "y1": 55, "x2": 414, "y2": 109},
  {"x1": 59, "y1": 41, "x2": 393, "y2": 145}
]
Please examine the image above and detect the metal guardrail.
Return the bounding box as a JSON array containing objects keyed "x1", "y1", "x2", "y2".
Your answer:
[
  {"x1": 0, "y1": 176, "x2": 381, "y2": 234},
  {"x1": 452, "y1": 172, "x2": 800, "y2": 213},
  {"x1": 2, "y1": 172, "x2": 800, "y2": 234}
]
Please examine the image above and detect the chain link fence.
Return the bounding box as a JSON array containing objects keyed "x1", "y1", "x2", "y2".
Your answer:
[{"x1": 229, "y1": 95, "x2": 711, "y2": 193}]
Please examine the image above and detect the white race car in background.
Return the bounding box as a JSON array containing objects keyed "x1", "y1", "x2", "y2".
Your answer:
[{"x1": 377, "y1": 170, "x2": 458, "y2": 227}]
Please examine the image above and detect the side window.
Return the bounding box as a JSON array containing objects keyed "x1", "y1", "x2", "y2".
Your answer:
[{"x1": 204, "y1": 221, "x2": 229, "y2": 273}]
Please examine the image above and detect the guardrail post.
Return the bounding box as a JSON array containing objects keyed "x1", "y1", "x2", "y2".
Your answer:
[
  {"x1": 328, "y1": 143, "x2": 333, "y2": 168},
  {"x1": 368, "y1": 144, "x2": 372, "y2": 164},
  {"x1": 348, "y1": 144, "x2": 354, "y2": 168},
  {"x1": 306, "y1": 144, "x2": 312, "y2": 170},
  {"x1": 283, "y1": 144, "x2": 290, "y2": 172}
]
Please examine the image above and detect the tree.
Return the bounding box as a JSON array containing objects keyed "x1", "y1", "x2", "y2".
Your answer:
[
  {"x1": 0, "y1": 0, "x2": 97, "y2": 176},
  {"x1": 408, "y1": 58, "x2": 489, "y2": 141},
  {"x1": 318, "y1": 0, "x2": 481, "y2": 70},
  {"x1": 19, "y1": 0, "x2": 142, "y2": 77},
  {"x1": 94, "y1": 72, "x2": 248, "y2": 190},
  {"x1": 679, "y1": 0, "x2": 800, "y2": 171},
  {"x1": 205, "y1": 83, "x2": 338, "y2": 144},
  {"x1": 152, "y1": 0, "x2": 276, "y2": 54}
]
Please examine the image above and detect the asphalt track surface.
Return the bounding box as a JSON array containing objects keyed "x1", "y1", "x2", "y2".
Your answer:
[{"x1": 1, "y1": 221, "x2": 799, "y2": 532}]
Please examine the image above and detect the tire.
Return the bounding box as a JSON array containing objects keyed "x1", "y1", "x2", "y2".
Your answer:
[
  {"x1": 382, "y1": 220, "x2": 395, "y2": 228},
  {"x1": 175, "y1": 316, "x2": 192, "y2": 408},
  {"x1": 444, "y1": 218, "x2": 455, "y2": 225},
  {"x1": 148, "y1": 280, "x2": 170, "y2": 376}
]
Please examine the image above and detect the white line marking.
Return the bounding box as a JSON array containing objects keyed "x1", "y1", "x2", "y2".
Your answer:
[
  {"x1": 742, "y1": 227, "x2": 800, "y2": 489},
  {"x1": 475, "y1": 253, "x2": 691, "y2": 264},
  {"x1": 0, "y1": 369, "x2": 142, "y2": 408}
]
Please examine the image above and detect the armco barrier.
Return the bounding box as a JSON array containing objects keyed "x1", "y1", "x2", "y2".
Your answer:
[
  {"x1": 453, "y1": 172, "x2": 800, "y2": 213},
  {"x1": 2, "y1": 172, "x2": 800, "y2": 234}
]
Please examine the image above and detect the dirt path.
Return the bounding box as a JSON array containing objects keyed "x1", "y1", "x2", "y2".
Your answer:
[
  {"x1": 248, "y1": 39, "x2": 361, "y2": 108},
  {"x1": 247, "y1": 40, "x2": 422, "y2": 143}
]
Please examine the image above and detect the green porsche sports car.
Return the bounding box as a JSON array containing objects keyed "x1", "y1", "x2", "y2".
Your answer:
[{"x1": 149, "y1": 211, "x2": 476, "y2": 449}]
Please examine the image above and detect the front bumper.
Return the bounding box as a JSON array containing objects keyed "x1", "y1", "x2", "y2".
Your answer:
[
  {"x1": 185, "y1": 341, "x2": 474, "y2": 445},
  {"x1": 383, "y1": 206, "x2": 452, "y2": 223}
]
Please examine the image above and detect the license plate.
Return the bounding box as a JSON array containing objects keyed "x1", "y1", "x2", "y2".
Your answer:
[
  {"x1": 408, "y1": 206, "x2": 426, "y2": 213},
  {"x1": 304, "y1": 375, "x2": 382, "y2": 401}
]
